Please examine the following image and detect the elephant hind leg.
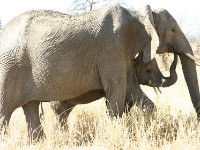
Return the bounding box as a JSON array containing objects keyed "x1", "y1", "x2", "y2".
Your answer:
[
  {"x1": 0, "y1": 103, "x2": 16, "y2": 134},
  {"x1": 0, "y1": 111, "x2": 13, "y2": 133},
  {"x1": 50, "y1": 101, "x2": 75, "y2": 129},
  {"x1": 22, "y1": 101, "x2": 44, "y2": 141}
]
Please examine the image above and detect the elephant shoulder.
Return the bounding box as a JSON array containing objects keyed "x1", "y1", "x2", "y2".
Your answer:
[
  {"x1": 100, "y1": 4, "x2": 131, "y2": 21},
  {"x1": 93, "y1": 4, "x2": 132, "y2": 33}
]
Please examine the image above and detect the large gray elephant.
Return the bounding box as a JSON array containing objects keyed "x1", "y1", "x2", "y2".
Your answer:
[
  {"x1": 0, "y1": 4, "x2": 199, "y2": 140},
  {"x1": 50, "y1": 53, "x2": 178, "y2": 127}
]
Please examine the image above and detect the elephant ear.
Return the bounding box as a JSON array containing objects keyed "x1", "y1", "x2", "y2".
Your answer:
[{"x1": 141, "y1": 5, "x2": 160, "y2": 63}]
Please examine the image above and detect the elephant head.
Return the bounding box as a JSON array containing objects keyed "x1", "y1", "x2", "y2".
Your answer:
[
  {"x1": 135, "y1": 53, "x2": 178, "y2": 87},
  {"x1": 151, "y1": 9, "x2": 200, "y2": 117}
]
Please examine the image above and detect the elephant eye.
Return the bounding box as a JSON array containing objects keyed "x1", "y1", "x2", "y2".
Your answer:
[
  {"x1": 171, "y1": 28, "x2": 176, "y2": 32},
  {"x1": 146, "y1": 69, "x2": 151, "y2": 73}
]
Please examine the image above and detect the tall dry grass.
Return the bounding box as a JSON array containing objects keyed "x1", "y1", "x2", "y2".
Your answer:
[{"x1": 0, "y1": 56, "x2": 200, "y2": 149}]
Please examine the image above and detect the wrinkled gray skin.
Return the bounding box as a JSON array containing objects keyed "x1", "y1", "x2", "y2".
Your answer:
[
  {"x1": 50, "y1": 53, "x2": 178, "y2": 127},
  {"x1": 0, "y1": 4, "x2": 199, "y2": 140}
]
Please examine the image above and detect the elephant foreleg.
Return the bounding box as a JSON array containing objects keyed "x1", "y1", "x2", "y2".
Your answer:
[
  {"x1": 105, "y1": 82, "x2": 126, "y2": 117},
  {"x1": 22, "y1": 101, "x2": 44, "y2": 141},
  {"x1": 126, "y1": 63, "x2": 156, "y2": 115},
  {"x1": 135, "y1": 95, "x2": 156, "y2": 114},
  {"x1": 125, "y1": 86, "x2": 156, "y2": 115}
]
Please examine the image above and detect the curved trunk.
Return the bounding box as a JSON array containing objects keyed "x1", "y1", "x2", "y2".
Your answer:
[
  {"x1": 161, "y1": 54, "x2": 178, "y2": 87},
  {"x1": 179, "y1": 53, "x2": 200, "y2": 117}
]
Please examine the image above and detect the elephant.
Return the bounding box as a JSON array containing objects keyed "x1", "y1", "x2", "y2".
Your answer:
[
  {"x1": 50, "y1": 53, "x2": 178, "y2": 127},
  {"x1": 0, "y1": 4, "x2": 199, "y2": 140},
  {"x1": 134, "y1": 53, "x2": 178, "y2": 87}
]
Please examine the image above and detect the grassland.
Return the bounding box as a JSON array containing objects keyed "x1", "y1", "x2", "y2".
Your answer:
[{"x1": 0, "y1": 55, "x2": 200, "y2": 149}]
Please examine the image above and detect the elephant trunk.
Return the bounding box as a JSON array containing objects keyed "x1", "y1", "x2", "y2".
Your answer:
[
  {"x1": 179, "y1": 53, "x2": 200, "y2": 117},
  {"x1": 175, "y1": 32, "x2": 200, "y2": 117},
  {"x1": 161, "y1": 54, "x2": 178, "y2": 87},
  {"x1": 160, "y1": 54, "x2": 178, "y2": 87}
]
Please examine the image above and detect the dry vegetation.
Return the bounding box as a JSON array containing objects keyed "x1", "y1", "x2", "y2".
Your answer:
[{"x1": 1, "y1": 44, "x2": 200, "y2": 149}]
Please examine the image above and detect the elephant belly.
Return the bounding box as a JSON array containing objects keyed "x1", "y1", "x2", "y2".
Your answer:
[
  {"x1": 30, "y1": 64, "x2": 103, "y2": 102},
  {"x1": 67, "y1": 89, "x2": 105, "y2": 104}
]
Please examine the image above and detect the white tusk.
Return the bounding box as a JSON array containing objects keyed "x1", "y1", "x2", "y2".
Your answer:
[
  {"x1": 157, "y1": 87, "x2": 162, "y2": 94},
  {"x1": 185, "y1": 53, "x2": 196, "y2": 61},
  {"x1": 185, "y1": 53, "x2": 200, "y2": 66},
  {"x1": 153, "y1": 87, "x2": 162, "y2": 95},
  {"x1": 195, "y1": 62, "x2": 200, "y2": 66},
  {"x1": 153, "y1": 87, "x2": 159, "y2": 95}
]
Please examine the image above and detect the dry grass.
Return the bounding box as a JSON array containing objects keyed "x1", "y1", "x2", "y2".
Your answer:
[{"x1": 0, "y1": 59, "x2": 200, "y2": 149}]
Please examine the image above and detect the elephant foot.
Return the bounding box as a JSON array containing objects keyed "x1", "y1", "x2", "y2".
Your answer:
[
  {"x1": 136, "y1": 98, "x2": 157, "y2": 117},
  {"x1": 0, "y1": 116, "x2": 10, "y2": 136},
  {"x1": 29, "y1": 126, "x2": 45, "y2": 142},
  {"x1": 0, "y1": 109, "x2": 14, "y2": 137},
  {"x1": 144, "y1": 102, "x2": 157, "y2": 114}
]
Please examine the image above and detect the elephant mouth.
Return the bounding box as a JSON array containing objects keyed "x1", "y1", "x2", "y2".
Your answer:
[
  {"x1": 156, "y1": 43, "x2": 175, "y2": 54},
  {"x1": 148, "y1": 79, "x2": 166, "y2": 87},
  {"x1": 148, "y1": 80, "x2": 153, "y2": 86},
  {"x1": 160, "y1": 78, "x2": 166, "y2": 86},
  {"x1": 166, "y1": 42, "x2": 176, "y2": 53}
]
